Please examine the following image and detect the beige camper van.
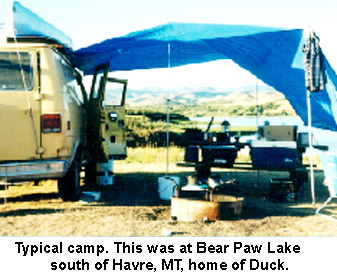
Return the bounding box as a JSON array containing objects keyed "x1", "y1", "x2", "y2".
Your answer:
[
  {"x1": 0, "y1": 41, "x2": 83, "y2": 199},
  {"x1": 0, "y1": 40, "x2": 127, "y2": 201},
  {"x1": 0, "y1": 1, "x2": 128, "y2": 201}
]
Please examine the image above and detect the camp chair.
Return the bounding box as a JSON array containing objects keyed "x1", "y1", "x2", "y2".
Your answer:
[{"x1": 316, "y1": 154, "x2": 337, "y2": 219}]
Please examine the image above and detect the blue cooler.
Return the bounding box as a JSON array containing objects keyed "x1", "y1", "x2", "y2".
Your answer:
[{"x1": 251, "y1": 141, "x2": 299, "y2": 169}]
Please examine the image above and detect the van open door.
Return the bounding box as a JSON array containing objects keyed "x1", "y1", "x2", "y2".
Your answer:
[
  {"x1": 84, "y1": 63, "x2": 110, "y2": 164},
  {"x1": 104, "y1": 77, "x2": 128, "y2": 160},
  {"x1": 83, "y1": 63, "x2": 128, "y2": 186},
  {"x1": 84, "y1": 66, "x2": 128, "y2": 163}
]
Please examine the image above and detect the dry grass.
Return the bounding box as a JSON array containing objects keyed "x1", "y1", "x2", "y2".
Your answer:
[{"x1": 1, "y1": 154, "x2": 337, "y2": 236}]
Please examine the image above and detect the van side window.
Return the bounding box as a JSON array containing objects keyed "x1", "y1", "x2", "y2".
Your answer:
[
  {"x1": 0, "y1": 52, "x2": 33, "y2": 91},
  {"x1": 105, "y1": 80, "x2": 125, "y2": 106}
]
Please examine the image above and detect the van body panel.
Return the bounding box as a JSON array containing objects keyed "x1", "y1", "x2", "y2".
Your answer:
[
  {"x1": 0, "y1": 43, "x2": 83, "y2": 180},
  {"x1": 0, "y1": 160, "x2": 68, "y2": 181},
  {"x1": 39, "y1": 48, "x2": 83, "y2": 160},
  {"x1": 0, "y1": 47, "x2": 41, "y2": 162}
]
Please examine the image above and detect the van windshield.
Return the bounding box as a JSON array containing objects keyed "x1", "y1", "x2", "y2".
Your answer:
[{"x1": 0, "y1": 52, "x2": 33, "y2": 91}]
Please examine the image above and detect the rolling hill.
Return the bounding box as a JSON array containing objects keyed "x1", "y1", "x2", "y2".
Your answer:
[{"x1": 124, "y1": 86, "x2": 291, "y2": 108}]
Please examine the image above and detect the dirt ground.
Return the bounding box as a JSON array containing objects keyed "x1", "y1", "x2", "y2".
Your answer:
[{"x1": 1, "y1": 163, "x2": 337, "y2": 236}]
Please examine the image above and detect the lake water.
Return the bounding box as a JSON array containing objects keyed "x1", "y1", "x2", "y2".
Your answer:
[
  {"x1": 190, "y1": 116, "x2": 337, "y2": 154},
  {"x1": 191, "y1": 116, "x2": 304, "y2": 126}
]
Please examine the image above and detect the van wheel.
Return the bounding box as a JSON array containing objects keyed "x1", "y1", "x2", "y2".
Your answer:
[{"x1": 58, "y1": 153, "x2": 81, "y2": 201}]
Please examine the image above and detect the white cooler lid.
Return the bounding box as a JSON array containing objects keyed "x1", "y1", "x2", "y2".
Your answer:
[{"x1": 250, "y1": 140, "x2": 297, "y2": 148}]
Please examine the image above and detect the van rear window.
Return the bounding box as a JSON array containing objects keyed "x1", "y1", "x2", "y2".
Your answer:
[{"x1": 0, "y1": 52, "x2": 33, "y2": 91}]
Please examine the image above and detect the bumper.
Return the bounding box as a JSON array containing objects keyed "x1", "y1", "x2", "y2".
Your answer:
[{"x1": 0, "y1": 160, "x2": 69, "y2": 181}]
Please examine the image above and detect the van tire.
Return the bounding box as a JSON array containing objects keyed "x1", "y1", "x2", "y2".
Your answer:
[{"x1": 58, "y1": 152, "x2": 81, "y2": 201}]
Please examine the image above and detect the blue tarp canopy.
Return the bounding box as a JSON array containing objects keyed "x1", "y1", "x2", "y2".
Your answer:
[
  {"x1": 6, "y1": 2, "x2": 337, "y2": 132},
  {"x1": 72, "y1": 22, "x2": 337, "y2": 131},
  {"x1": 6, "y1": 1, "x2": 73, "y2": 49}
]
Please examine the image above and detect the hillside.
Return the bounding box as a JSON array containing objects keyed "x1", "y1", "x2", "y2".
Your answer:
[{"x1": 122, "y1": 86, "x2": 296, "y2": 117}]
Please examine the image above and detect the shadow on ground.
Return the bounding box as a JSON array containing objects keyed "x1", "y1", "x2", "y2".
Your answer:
[
  {"x1": 99, "y1": 170, "x2": 330, "y2": 220},
  {"x1": 0, "y1": 169, "x2": 330, "y2": 220}
]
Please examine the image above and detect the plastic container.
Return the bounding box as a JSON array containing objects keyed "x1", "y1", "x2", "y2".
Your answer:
[
  {"x1": 184, "y1": 146, "x2": 199, "y2": 162},
  {"x1": 97, "y1": 159, "x2": 114, "y2": 186},
  {"x1": 158, "y1": 176, "x2": 180, "y2": 200},
  {"x1": 80, "y1": 191, "x2": 101, "y2": 202},
  {"x1": 201, "y1": 145, "x2": 238, "y2": 167},
  {"x1": 269, "y1": 179, "x2": 296, "y2": 202}
]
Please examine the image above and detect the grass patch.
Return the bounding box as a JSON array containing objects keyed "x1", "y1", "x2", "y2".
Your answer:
[{"x1": 123, "y1": 146, "x2": 185, "y2": 164}]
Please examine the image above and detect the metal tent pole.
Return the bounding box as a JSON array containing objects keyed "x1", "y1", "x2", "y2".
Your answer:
[
  {"x1": 166, "y1": 43, "x2": 171, "y2": 176},
  {"x1": 307, "y1": 88, "x2": 316, "y2": 205},
  {"x1": 255, "y1": 77, "x2": 260, "y2": 187}
]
